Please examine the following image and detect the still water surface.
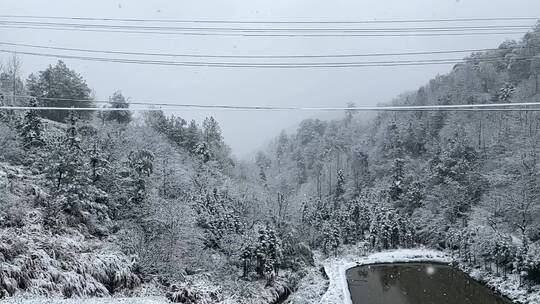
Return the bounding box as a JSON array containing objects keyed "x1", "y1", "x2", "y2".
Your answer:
[{"x1": 346, "y1": 263, "x2": 512, "y2": 304}]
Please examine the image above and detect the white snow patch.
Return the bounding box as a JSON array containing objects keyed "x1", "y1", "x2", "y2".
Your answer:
[{"x1": 1, "y1": 296, "x2": 170, "y2": 304}]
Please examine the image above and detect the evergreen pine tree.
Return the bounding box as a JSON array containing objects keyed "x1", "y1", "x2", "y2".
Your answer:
[
  {"x1": 102, "y1": 91, "x2": 132, "y2": 124},
  {"x1": 18, "y1": 98, "x2": 43, "y2": 149},
  {"x1": 185, "y1": 120, "x2": 201, "y2": 152},
  {"x1": 194, "y1": 142, "x2": 211, "y2": 162},
  {"x1": 89, "y1": 141, "x2": 109, "y2": 184},
  {"x1": 253, "y1": 226, "x2": 283, "y2": 283},
  {"x1": 321, "y1": 219, "x2": 341, "y2": 256},
  {"x1": 389, "y1": 158, "x2": 405, "y2": 202},
  {"x1": 334, "y1": 169, "x2": 345, "y2": 200},
  {"x1": 43, "y1": 113, "x2": 111, "y2": 234},
  {"x1": 26, "y1": 60, "x2": 93, "y2": 122}
]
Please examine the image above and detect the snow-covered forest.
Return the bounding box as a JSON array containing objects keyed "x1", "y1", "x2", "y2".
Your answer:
[{"x1": 1, "y1": 22, "x2": 540, "y2": 304}]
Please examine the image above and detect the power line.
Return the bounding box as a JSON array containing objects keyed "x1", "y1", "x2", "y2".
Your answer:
[
  {"x1": 12, "y1": 95, "x2": 295, "y2": 109},
  {"x1": 0, "y1": 25, "x2": 528, "y2": 37},
  {"x1": 8, "y1": 95, "x2": 540, "y2": 111},
  {"x1": 0, "y1": 49, "x2": 530, "y2": 68},
  {"x1": 0, "y1": 41, "x2": 505, "y2": 59},
  {"x1": 0, "y1": 106, "x2": 143, "y2": 111},
  {"x1": 0, "y1": 20, "x2": 534, "y2": 32},
  {"x1": 3, "y1": 106, "x2": 540, "y2": 112},
  {"x1": 0, "y1": 49, "x2": 496, "y2": 67},
  {"x1": 0, "y1": 15, "x2": 537, "y2": 24}
]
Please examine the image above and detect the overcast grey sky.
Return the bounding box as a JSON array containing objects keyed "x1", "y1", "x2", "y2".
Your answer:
[{"x1": 1, "y1": 0, "x2": 539, "y2": 157}]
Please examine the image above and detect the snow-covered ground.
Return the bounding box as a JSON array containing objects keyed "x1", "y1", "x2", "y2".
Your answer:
[
  {"x1": 319, "y1": 247, "x2": 450, "y2": 304},
  {"x1": 5, "y1": 248, "x2": 540, "y2": 303},
  {"x1": 2, "y1": 296, "x2": 169, "y2": 304}
]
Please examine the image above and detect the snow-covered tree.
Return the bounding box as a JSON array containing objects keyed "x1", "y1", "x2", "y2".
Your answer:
[
  {"x1": 27, "y1": 60, "x2": 93, "y2": 122},
  {"x1": 321, "y1": 219, "x2": 341, "y2": 256},
  {"x1": 18, "y1": 98, "x2": 43, "y2": 149},
  {"x1": 389, "y1": 158, "x2": 405, "y2": 202},
  {"x1": 333, "y1": 169, "x2": 345, "y2": 208},
  {"x1": 185, "y1": 119, "x2": 201, "y2": 151},
  {"x1": 254, "y1": 225, "x2": 282, "y2": 283},
  {"x1": 194, "y1": 190, "x2": 245, "y2": 251},
  {"x1": 369, "y1": 206, "x2": 415, "y2": 250},
  {"x1": 498, "y1": 83, "x2": 515, "y2": 102},
  {"x1": 100, "y1": 91, "x2": 132, "y2": 124},
  {"x1": 194, "y1": 141, "x2": 211, "y2": 162},
  {"x1": 42, "y1": 113, "x2": 109, "y2": 234}
]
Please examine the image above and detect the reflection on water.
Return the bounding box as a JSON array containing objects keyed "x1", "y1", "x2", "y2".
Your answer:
[{"x1": 346, "y1": 263, "x2": 512, "y2": 304}]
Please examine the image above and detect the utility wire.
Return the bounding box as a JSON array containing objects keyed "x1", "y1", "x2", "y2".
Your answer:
[
  {"x1": 3, "y1": 106, "x2": 540, "y2": 112},
  {"x1": 0, "y1": 41, "x2": 505, "y2": 59},
  {"x1": 0, "y1": 25, "x2": 527, "y2": 37},
  {"x1": 0, "y1": 15, "x2": 537, "y2": 24},
  {"x1": 0, "y1": 49, "x2": 530, "y2": 68},
  {"x1": 0, "y1": 20, "x2": 534, "y2": 32},
  {"x1": 12, "y1": 95, "x2": 296, "y2": 109},
  {"x1": 8, "y1": 95, "x2": 540, "y2": 111}
]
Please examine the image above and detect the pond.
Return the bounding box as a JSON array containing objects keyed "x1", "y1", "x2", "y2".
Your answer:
[{"x1": 346, "y1": 263, "x2": 513, "y2": 304}]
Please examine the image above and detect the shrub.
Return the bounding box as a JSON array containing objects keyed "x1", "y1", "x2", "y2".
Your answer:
[
  {"x1": 524, "y1": 243, "x2": 540, "y2": 284},
  {"x1": 0, "y1": 226, "x2": 141, "y2": 298}
]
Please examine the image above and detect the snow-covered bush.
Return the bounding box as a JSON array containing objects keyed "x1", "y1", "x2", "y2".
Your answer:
[
  {"x1": 0, "y1": 122, "x2": 24, "y2": 164},
  {"x1": 279, "y1": 242, "x2": 314, "y2": 272},
  {"x1": 524, "y1": 243, "x2": 540, "y2": 284},
  {"x1": 166, "y1": 283, "x2": 222, "y2": 304},
  {"x1": 0, "y1": 214, "x2": 141, "y2": 299}
]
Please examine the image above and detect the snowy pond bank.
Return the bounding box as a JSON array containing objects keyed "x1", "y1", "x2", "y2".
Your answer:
[
  {"x1": 317, "y1": 248, "x2": 540, "y2": 304},
  {"x1": 346, "y1": 263, "x2": 512, "y2": 303},
  {"x1": 319, "y1": 248, "x2": 450, "y2": 304}
]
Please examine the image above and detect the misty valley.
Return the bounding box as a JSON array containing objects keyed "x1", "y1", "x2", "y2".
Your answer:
[{"x1": 1, "y1": 3, "x2": 540, "y2": 304}]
